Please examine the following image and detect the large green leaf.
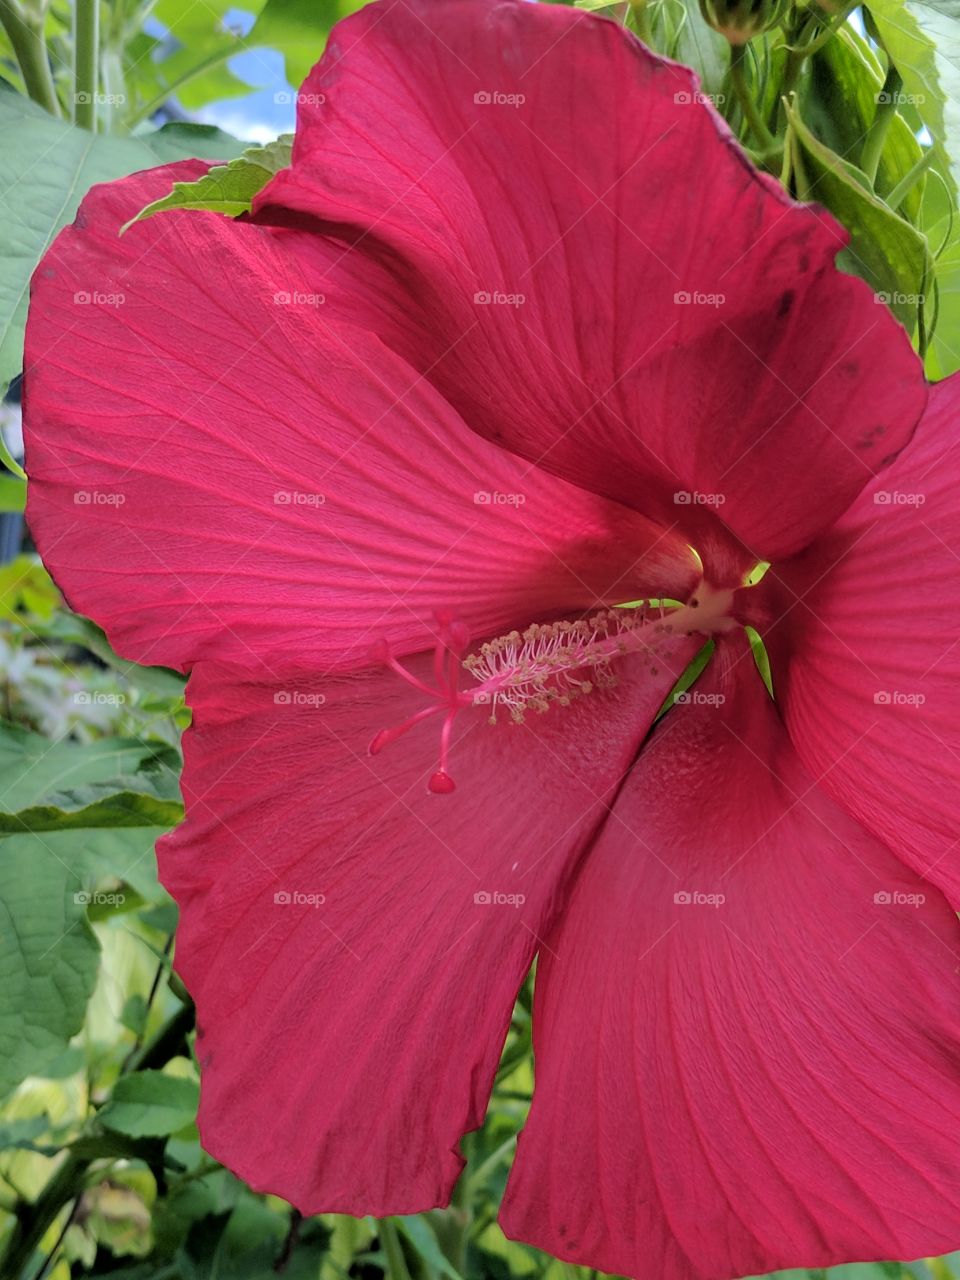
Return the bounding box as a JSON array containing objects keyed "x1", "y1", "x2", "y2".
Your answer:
[
  {"x1": 99, "y1": 1071, "x2": 199, "y2": 1137},
  {"x1": 3, "y1": 824, "x2": 175, "y2": 903},
  {"x1": 787, "y1": 103, "x2": 931, "y2": 330},
  {"x1": 0, "y1": 92, "x2": 242, "y2": 391},
  {"x1": 867, "y1": 0, "x2": 960, "y2": 195}
]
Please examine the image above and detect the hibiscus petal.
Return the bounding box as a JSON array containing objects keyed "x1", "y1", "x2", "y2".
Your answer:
[
  {"x1": 501, "y1": 640, "x2": 960, "y2": 1280},
  {"x1": 766, "y1": 373, "x2": 960, "y2": 906},
  {"x1": 160, "y1": 640, "x2": 694, "y2": 1212},
  {"x1": 23, "y1": 164, "x2": 695, "y2": 673},
  {"x1": 254, "y1": 0, "x2": 924, "y2": 571}
]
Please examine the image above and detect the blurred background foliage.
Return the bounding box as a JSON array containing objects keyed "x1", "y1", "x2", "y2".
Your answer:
[{"x1": 0, "y1": 0, "x2": 958, "y2": 1274}]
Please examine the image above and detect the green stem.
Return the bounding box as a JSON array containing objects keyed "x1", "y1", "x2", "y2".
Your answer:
[
  {"x1": 861, "y1": 64, "x2": 902, "y2": 186},
  {"x1": 125, "y1": 999, "x2": 193, "y2": 1073},
  {"x1": 781, "y1": 12, "x2": 818, "y2": 101},
  {"x1": 379, "y1": 1220, "x2": 413, "y2": 1280},
  {"x1": 729, "y1": 42, "x2": 777, "y2": 157},
  {"x1": 791, "y1": 127, "x2": 814, "y2": 201},
  {"x1": 29, "y1": 1195, "x2": 78, "y2": 1280},
  {"x1": 0, "y1": 0, "x2": 61, "y2": 116},
  {"x1": 784, "y1": 0, "x2": 857, "y2": 57},
  {"x1": 72, "y1": 0, "x2": 98, "y2": 129},
  {"x1": 883, "y1": 146, "x2": 935, "y2": 210},
  {"x1": 120, "y1": 935, "x2": 173, "y2": 1072}
]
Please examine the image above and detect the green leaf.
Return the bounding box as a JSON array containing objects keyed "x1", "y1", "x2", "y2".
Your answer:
[
  {"x1": 866, "y1": 0, "x2": 960, "y2": 195},
  {"x1": 143, "y1": 122, "x2": 250, "y2": 164},
  {"x1": 0, "y1": 720, "x2": 179, "y2": 813},
  {"x1": 0, "y1": 779, "x2": 182, "y2": 835},
  {"x1": 0, "y1": 768, "x2": 183, "y2": 839},
  {"x1": 786, "y1": 102, "x2": 932, "y2": 330},
  {"x1": 0, "y1": 555, "x2": 58, "y2": 621},
  {"x1": 664, "y1": 0, "x2": 730, "y2": 102},
  {"x1": 248, "y1": 0, "x2": 364, "y2": 89},
  {"x1": 925, "y1": 213, "x2": 960, "y2": 375},
  {"x1": 30, "y1": 610, "x2": 186, "y2": 696},
  {"x1": 124, "y1": 135, "x2": 293, "y2": 228},
  {"x1": 395, "y1": 1216, "x2": 466, "y2": 1280},
  {"x1": 68, "y1": 1126, "x2": 171, "y2": 1165},
  {"x1": 0, "y1": 430, "x2": 26, "y2": 481},
  {"x1": 99, "y1": 1070, "x2": 199, "y2": 1136},
  {"x1": 0, "y1": 719, "x2": 182, "y2": 1094},
  {"x1": 0, "y1": 91, "x2": 243, "y2": 390},
  {"x1": 0, "y1": 473, "x2": 25, "y2": 512},
  {"x1": 807, "y1": 26, "x2": 926, "y2": 223},
  {"x1": 0, "y1": 835, "x2": 100, "y2": 1097},
  {"x1": 0, "y1": 1113, "x2": 50, "y2": 1149},
  {"x1": 179, "y1": 1210, "x2": 234, "y2": 1280}
]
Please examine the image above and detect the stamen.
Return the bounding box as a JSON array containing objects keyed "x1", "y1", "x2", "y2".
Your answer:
[
  {"x1": 463, "y1": 605, "x2": 673, "y2": 723},
  {"x1": 368, "y1": 584, "x2": 735, "y2": 795}
]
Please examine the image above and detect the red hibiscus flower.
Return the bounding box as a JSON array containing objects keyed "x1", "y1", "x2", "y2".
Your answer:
[{"x1": 22, "y1": 1, "x2": 960, "y2": 1277}]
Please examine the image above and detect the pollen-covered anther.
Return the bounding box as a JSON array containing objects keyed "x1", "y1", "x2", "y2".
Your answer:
[{"x1": 463, "y1": 606, "x2": 667, "y2": 724}]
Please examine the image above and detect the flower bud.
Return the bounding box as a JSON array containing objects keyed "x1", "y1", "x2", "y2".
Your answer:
[{"x1": 699, "y1": 0, "x2": 789, "y2": 43}]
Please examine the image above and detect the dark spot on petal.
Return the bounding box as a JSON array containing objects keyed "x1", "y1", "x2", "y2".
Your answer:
[
  {"x1": 799, "y1": 252, "x2": 810, "y2": 272},
  {"x1": 777, "y1": 291, "x2": 795, "y2": 318},
  {"x1": 841, "y1": 361, "x2": 859, "y2": 377},
  {"x1": 42, "y1": 267, "x2": 56, "y2": 279},
  {"x1": 74, "y1": 209, "x2": 87, "y2": 230}
]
